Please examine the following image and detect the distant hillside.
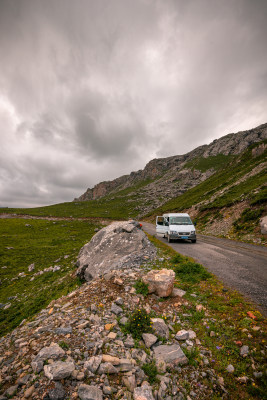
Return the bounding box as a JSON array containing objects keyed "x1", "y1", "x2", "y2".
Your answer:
[
  {"x1": 75, "y1": 123, "x2": 267, "y2": 213},
  {"x1": 1, "y1": 123, "x2": 266, "y2": 244}
]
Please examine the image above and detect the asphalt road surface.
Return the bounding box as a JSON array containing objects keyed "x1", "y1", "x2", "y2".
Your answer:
[{"x1": 142, "y1": 222, "x2": 267, "y2": 317}]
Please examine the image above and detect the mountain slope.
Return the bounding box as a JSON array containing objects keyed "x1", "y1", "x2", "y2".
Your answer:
[{"x1": 75, "y1": 123, "x2": 267, "y2": 216}]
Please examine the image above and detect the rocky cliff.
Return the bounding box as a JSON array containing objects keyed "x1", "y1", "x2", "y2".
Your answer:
[{"x1": 74, "y1": 123, "x2": 267, "y2": 204}]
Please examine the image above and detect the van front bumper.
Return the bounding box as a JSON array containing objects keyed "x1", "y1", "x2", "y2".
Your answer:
[{"x1": 169, "y1": 232, "x2": 196, "y2": 240}]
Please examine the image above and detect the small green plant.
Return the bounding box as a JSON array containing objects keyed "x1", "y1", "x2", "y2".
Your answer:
[
  {"x1": 183, "y1": 346, "x2": 200, "y2": 366},
  {"x1": 173, "y1": 261, "x2": 212, "y2": 283},
  {"x1": 59, "y1": 340, "x2": 69, "y2": 350},
  {"x1": 125, "y1": 308, "x2": 152, "y2": 339},
  {"x1": 170, "y1": 254, "x2": 184, "y2": 264},
  {"x1": 142, "y1": 361, "x2": 159, "y2": 384},
  {"x1": 133, "y1": 280, "x2": 149, "y2": 297}
]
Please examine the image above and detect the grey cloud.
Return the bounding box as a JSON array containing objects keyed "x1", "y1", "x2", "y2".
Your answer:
[{"x1": 0, "y1": 0, "x2": 267, "y2": 207}]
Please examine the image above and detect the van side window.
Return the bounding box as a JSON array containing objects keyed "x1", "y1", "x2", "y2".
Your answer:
[{"x1": 157, "y1": 216, "x2": 164, "y2": 226}]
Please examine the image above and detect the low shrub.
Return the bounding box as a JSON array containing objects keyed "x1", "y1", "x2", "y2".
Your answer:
[
  {"x1": 142, "y1": 361, "x2": 159, "y2": 384},
  {"x1": 125, "y1": 308, "x2": 152, "y2": 339},
  {"x1": 173, "y1": 262, "x2": 212, "y2": 283},
  {"x1": 133, "y1": 280, "x2": 149, "y2": 296}
]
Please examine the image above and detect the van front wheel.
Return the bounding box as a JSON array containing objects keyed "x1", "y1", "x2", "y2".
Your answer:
[{"x1": 191, "y1": 239, "x2": 196, "y2": 243}]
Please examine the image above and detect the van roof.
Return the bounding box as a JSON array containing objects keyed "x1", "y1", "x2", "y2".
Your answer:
[{"x1": 163, "y1": 213, "x2": 190, "y2": 217}]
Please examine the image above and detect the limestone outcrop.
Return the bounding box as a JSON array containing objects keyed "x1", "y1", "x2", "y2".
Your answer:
[{"x1": 76, "y1": 221, "x2": 156, "y2": 281}]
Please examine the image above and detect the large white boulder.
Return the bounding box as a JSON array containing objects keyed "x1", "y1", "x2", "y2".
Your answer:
[{"x1": 76, "y1": 221, "x2": 156, "y2": 281}]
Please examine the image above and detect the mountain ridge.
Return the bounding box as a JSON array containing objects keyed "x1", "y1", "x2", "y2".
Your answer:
[{"x1": 75, "y1": 123, "x2": 267, "y2": 203}]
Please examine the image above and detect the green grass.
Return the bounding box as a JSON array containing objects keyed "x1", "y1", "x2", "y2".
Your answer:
[
  {"x1": 0, "y1": 178, "x2": 156, "y2": 220},
  {"x1": 0, "y1": 218, "x2": 101, "y2": 336},
  {"x1": 173, "y1": 261, "x2": 212, "y2": 284},
  {"x1": 233, "y1": 207, "x2": 265, "y2": 233},
  {"x1": 133, "y1": 279, "x2": 149, "y2": 296},
  {"x1": 185, "y1": 154, "x2": 235, "y2": 172}
]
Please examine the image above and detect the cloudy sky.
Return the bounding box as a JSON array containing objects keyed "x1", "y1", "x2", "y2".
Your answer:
[{"x1": 0, "y1": 0, "x2": 266, "y2": 208}]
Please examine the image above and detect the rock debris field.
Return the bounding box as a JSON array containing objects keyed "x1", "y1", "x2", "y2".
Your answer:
[{"x1": 0, "y1": 221, "x2": 261, "y2": 400}]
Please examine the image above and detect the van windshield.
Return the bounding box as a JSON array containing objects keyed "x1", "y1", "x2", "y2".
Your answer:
[{"x1": 169, "y1": 216, "x2": 192, "y2": 225}]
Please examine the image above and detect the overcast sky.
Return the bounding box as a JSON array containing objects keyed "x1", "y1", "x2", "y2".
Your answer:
[{"x1": 0, "y1": 0, "x2": 266, "y2": 208}]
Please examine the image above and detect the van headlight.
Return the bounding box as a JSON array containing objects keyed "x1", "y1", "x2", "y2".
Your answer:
[
  {"x1": 191, "y1": 231, "x2": 195, "y2": 234},
  {"x1": 170, "y1": 231, "x2": 177, "y2": 234}
]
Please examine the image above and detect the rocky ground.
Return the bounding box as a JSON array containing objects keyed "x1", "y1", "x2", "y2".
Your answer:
[
  {"x1": 0, "y1": 222, "x2": 265, "y2": 400},
  {"x1": 0, "y1": 261, "x2": 229, "y2": 400}
]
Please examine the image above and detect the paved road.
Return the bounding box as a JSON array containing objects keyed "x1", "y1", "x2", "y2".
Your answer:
[{"x1": 142, "y1": 222, "x2": 267, "y2": 317}]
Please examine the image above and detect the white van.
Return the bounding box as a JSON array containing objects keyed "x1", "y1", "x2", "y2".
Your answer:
[{"x1": 156, "y1": 213, "x2": 196, "y2": 243}]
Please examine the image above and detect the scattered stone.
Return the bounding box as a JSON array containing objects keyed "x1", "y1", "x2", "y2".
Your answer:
[
  {"x1": 240, "y1": 345, "x2": 249, "y2": 357},
  {"x1": 142, "y1": 269, "x2": 175, "y2": 297},
  {"x1": 151, "y1": 318, "x2": 169, "y2": 339},
  {"x1": 24, "y1": 385, "x2": 35, "y2": 398},
  {"x1": 226, "y1": 364, "x2": 235, "y2": 373},
  {"x1": 142, "y1": 333, "x2": 157, "y2": 348},
  {"x1": 175, "y1": 330, "x2": 189, "y2": 340},
  {"x1": 28, "y1": 263, "x2": 35, "y2": 272},
  {"x1": 84, "y1": 356, "x2": 102, "y2": 373},
  {"x1": 44, "y1": 361, "x2": 75, "y2": 380},
  {"x1": 133, "y1": 384, "x2": 155, "y2": 400},
  {"x1": 171, "y1": 288, "x2": 186, "y2": 297},
  {"x1": 35, "y1": 343, "x2": 65, "y2": 361},
  {"x1": 47, "y1": 382, "x2": 66, "y2": 400},
  {"x1": 153, "y1": 344, "x2": 188, "y2": 366},
  {"x1": 78, "y1": 384, "x2": 103, "y2": 400},
  {"x1": 5, "y1": 385, "x2": 18, "y2": 397},
  {"x1": 111, "y1": 303, "x2": 123, "y2": 315}
]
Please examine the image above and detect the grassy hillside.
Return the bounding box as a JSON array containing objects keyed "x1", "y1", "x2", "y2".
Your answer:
[
  {"x1": 0, "y1": 218, "x2": 102, "y2": 336},
  {"x1": 147, "y1": 142, "x2": 266, "y2": 216},
  {"x1": 0, "y1": 179, "x2": 156, "y2": 220}
]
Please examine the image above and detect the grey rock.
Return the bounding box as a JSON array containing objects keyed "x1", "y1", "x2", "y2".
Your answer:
[
  {"x1": 44, "y1": 361, "x2": 75, "y2": 380},
  {"x1": 5, "y1": 385, "x2": 18, "y2": 397},
  {"x1": 133, "y1": 384, "x2": 155, "y2": 400},
  {"x1": 240, "y1": 345, "x2": 249, "y2": 357},
  {"x1": 31, "y1": 359, "x2": 44, "y2": 373},
  {"x1": 260, "y1": 216, "x2": 267, "y2": 234},
  {"x1": 171, "y1": 288, "x2": 186, "y2": 297},
  {"x1": 175, "y1": 330, "x2": 189, "y2": 340},
  {"x1": 115, "y1": 297, "x2": 124, "y2": 305},
  {"x1": 47, "y1": 382, "x2": 66, "y2": 400},
  {"x1": 124, "y1": 335, "x2": 135, "y2": 348},
  {"x1": 142, "y1": 333, "x2": 157, "y2": 348},
  {"x1": 253, "y1": 371, "x2": 263, "y2": 378},
  {"x1": 111, "y1": 303, "x2": 123, "y2": 315},
  {"x1": 35, "y1": 343, "x2": 65, "y2": 362},
  {"x1": 151, "y1": 318, "x2": 169, "y2": 339},
  {"x1": 28, "y1": 263, "x2": 35, "y2": 272},
  {"x1": 226, "y1": 364, "x2": 235, "y2": 373},
  {"x1": 78, "y1": 384, "x2": 103, "y2": 400},
  {"x1": 120, "y1": 317, "x2": 128, "y2": 325},
  {"x1": 55, "y1": 326, "x2": 73, "y2": 335},
  {"x1": 122, "y1": 375, "x2": 136, "y2": 392},
  {"x1": 84, "y1": 356, "x2": 102, "y2": 373},
  {"x1": 117, "y1": 358, "x2": 133, "y2": 372},
  {"x1": 98, "y1": 362, "x2": 118, "y2": 374},
  {"x1": 153, "y1": 344, "x2": 188, "y2": 366}
]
